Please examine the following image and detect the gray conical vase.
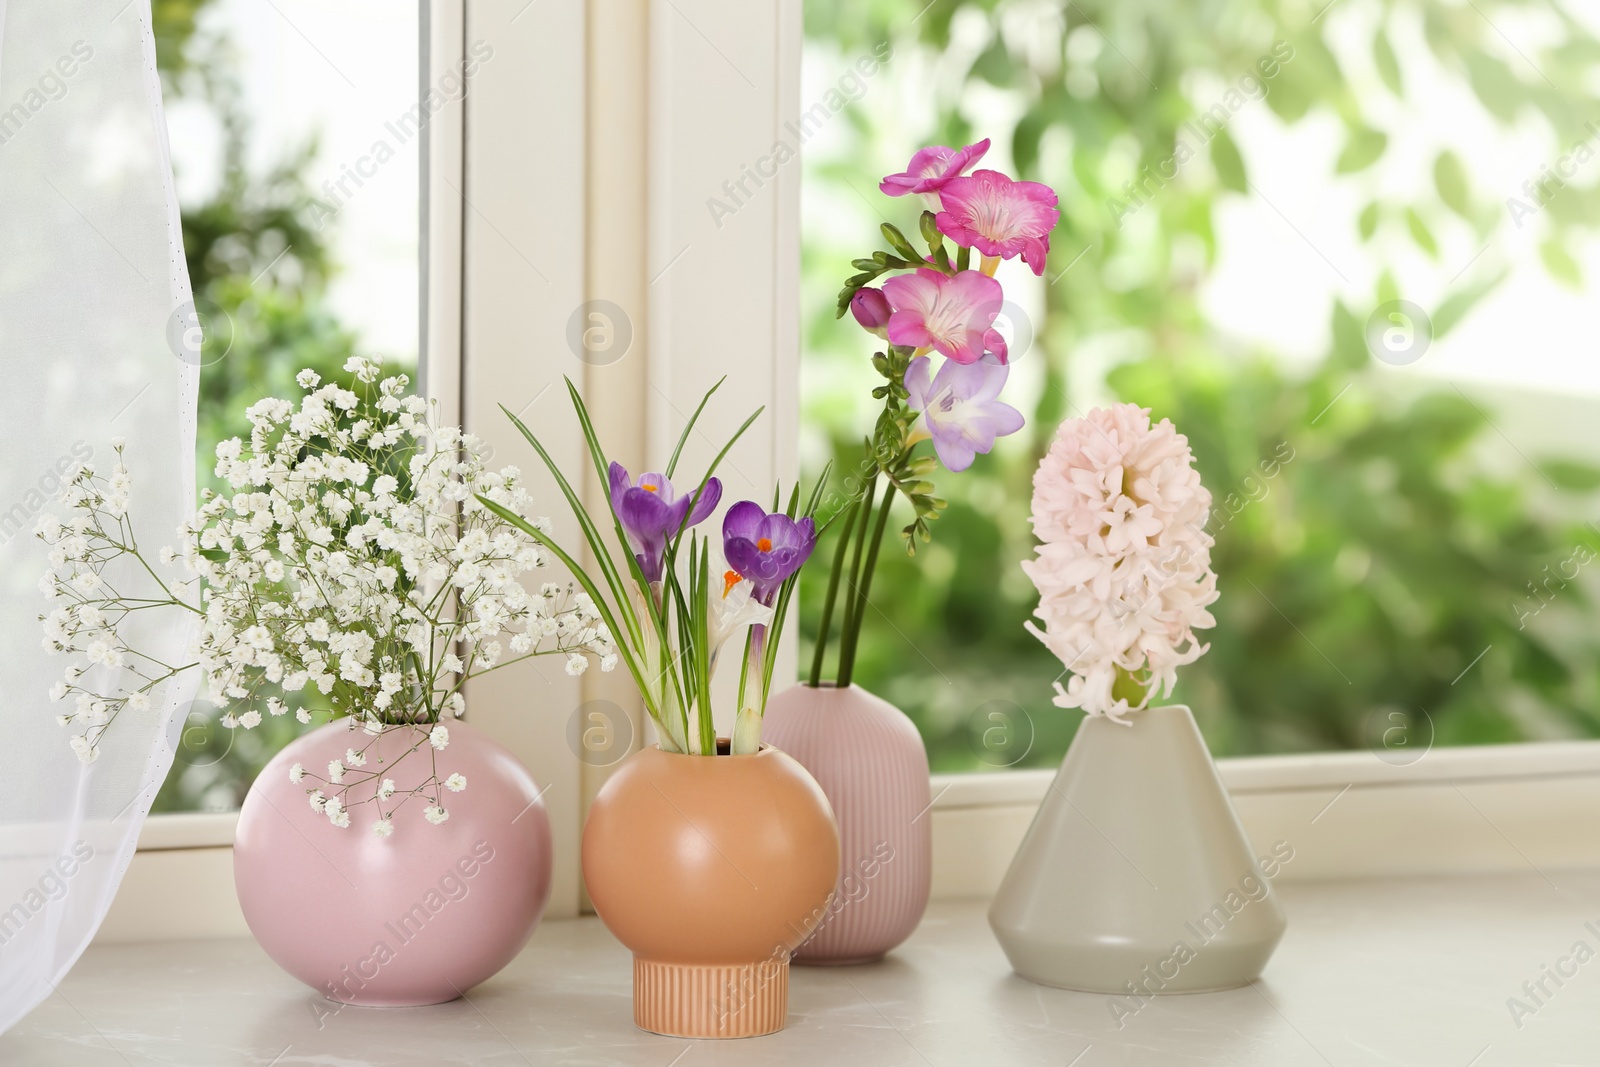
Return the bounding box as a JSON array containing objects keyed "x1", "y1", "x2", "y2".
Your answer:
[{"x1": 988, "y1": 705, "x2": 1287, "y2": 994}]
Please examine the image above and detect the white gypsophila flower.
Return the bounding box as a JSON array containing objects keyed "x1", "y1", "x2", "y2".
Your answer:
[
  {"x1": 41, "y1": 363, "x2": 611, "y2": 818},
  {"x1": 373, "y1": 818, "x2": 394, "y2": 838},
  {"x1": 377, "y1": 778, "x2": 396, "y2": 800},
  {"x1": 345, "y1": 748, "x2": 366, "y2": 767},
  {"x1": 564, "y1": 653, "x2": 588, "y2": 677},
  {"x1": 308, "y1": 789, "x2": 326, "y2": 812},
  {"x1": 445, "y1": 773, "x2": 467, "y2": 792},
  {"x1": 328, "y1": 760, "x2": 345, "y2": 783},
  {"x1": 424, "y1": 805, "x2": 449, "y2": 825},
  {"x1": 1022, "y1": 403, "x2": 1218, "y2": 724},
  {"x1": 289, "y1": 762, "x2": 305, "y2": 783}
]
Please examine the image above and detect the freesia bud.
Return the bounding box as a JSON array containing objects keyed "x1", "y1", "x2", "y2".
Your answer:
[{"x1": 850, "y1": 287, "x2": 892, "y2": 337}]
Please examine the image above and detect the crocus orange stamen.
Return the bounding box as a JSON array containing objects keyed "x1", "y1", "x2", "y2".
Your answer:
[
  {"x1": 641, "y1": 482, "x2": 658, "y2": 492},
  {"x1": 757, "y1": 538, "x2": 772, "y2": 552},
  {"x1": 723, "y1": 570, "x2": 742, "y2": 598}
]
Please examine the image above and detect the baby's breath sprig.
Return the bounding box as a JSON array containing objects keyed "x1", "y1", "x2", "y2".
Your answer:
[{"x1": 38, "y1": 355, "x2": 617, "y2": 832}]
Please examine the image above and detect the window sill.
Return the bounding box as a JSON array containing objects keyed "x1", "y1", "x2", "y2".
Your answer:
[
  {"x1": 927, "y1": 739, "x2": 1600, "y2": 898},
  {"x1": 14, "y1": 873, "x2": 1595, "y2": 1064},
  {"x1": 124, "y1": 739, "x2": 1600, "y2": 941}
]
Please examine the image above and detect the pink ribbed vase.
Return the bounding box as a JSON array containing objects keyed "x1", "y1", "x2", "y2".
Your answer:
[{"x1": 762, "y1": 683, "x2": 931, "y2": 964}]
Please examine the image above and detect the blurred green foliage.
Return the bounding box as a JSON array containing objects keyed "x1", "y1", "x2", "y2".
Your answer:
[
  {"x1": 151, "y1": 2, "x2": 401, "y2": 811},
  {"x1": 797, "y1": 0, "x2": 1600, "y2": 770}
]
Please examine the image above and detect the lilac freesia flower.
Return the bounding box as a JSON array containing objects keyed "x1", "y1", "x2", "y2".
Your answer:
[
  {"x1": 608, "y1": 462, "x2": 722, "y2": 583},
  {"x1": 879, "y1": 138, "x2": 991, "y2": 198},
  {"x1": 882, "y1": 268, "x2": 1005, "y2": 365},
  {"x1": 722, "y1": 501, "x2": 817, "y2": 603},
  {"x1": 904, "y1": 356, "x2": 1025, "y2": 473},
  {"x1": 935, "y1": 169, "x2": 1060, "y2": 276}
]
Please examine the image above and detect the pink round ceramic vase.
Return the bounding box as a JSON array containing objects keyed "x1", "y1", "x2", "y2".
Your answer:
[
  {"x1": 762, "y1": 683, "x2": 932, "y2": 964},
  {"x1": 233, "y1": 718, "x2": 552, "y2": 1005}
]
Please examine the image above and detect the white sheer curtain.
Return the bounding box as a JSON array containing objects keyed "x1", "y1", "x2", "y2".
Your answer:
[{"x1": 0, "y1": 0, "x2": 197, "y2": 1033}]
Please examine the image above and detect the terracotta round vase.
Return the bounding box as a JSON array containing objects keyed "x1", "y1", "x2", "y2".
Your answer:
[
  {"x1": 234, "y1": 718, "x2": 552, "y2": 1006},
  {"x1": 583, "y1": 743, "x2": 840, "y2": 1039},
  {"x1": 761, "y1": 683, "x2": 932, "y2": 964}
]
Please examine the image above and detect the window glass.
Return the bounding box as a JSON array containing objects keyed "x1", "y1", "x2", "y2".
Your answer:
[
  {"x1": 799, "y1": 0, "x2": 1600, "y2": 771},
  {"x1": 153, "y1": 0, "x2": 420, "y2": 811}
]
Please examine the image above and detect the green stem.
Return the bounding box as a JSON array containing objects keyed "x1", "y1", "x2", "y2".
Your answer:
[
  {"x1": 807, "y1": 494, "x2": 861, "y2": 687},
  {"x1": 838, "y1": 481, "x2": 896, "y2": 687},
  {"x1": 1112, "y1": 665, "x2": 1148, "y2": 707},
  {"x1": 832, "y1": 474, "x2": 878, "y2": 686}
]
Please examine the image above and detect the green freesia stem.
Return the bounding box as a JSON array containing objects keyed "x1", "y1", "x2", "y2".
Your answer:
[
  {"x1": 833, "y1": 474, "x2": 878, "y2": 684},
  {"x1": 837, "y1": 480, "x2": 896, "y2": 688},
  {"x1": 807, "y1": 493, "x2": 862, "y2": 687}
]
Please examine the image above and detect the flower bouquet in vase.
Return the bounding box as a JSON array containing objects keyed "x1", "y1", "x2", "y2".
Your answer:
[
  {"x1": 38, "y1": 358, "x2": 619, "y2": 1005},
  {"x1": 763, "y1": 137, "x2": 1060, "y2": 964},
  {"x1": 988, "y1": 403, "x2": 1287, "y2": 995},
  {"x1": 477, "y1": 380, "x2": 840, "y2": 1039}
]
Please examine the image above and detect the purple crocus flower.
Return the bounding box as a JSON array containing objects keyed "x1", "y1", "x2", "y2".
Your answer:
[
  {"x1": 609, "y1": 462, "x2": 722, "y2": 584},
  {"x1": 904, "y1": 356, "x2": 1025, "y2": 473},
  {"x1": 722, "y1": 501, "x2": 817, "y2": 603}
]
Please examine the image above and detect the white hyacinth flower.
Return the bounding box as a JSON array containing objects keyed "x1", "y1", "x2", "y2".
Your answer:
[{"x1": 1023, "y1": 403, "x2": 1218, "y2": 723}]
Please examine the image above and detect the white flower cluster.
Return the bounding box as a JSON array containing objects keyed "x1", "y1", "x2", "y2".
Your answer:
[
  {"x1": 35, "y1": 442, "x2": 163, "y2": 764},
  {"x1": 291, "y1": 722, "x2": 470, "y2": 835},
  {"x1": 39, "y1": 357, "x2": 615, "y2": 830},
  {"x1": 1022, "y1": 403, "x2": 1218, "y2": 723}
]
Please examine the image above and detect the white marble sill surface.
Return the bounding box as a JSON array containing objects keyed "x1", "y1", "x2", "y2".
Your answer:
[{"x1": 5, "y1": 873, "x2": 1600, "y2": 1066}]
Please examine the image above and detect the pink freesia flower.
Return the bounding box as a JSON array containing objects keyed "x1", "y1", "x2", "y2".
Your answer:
[
  {"x1": 850, "y1": 287, "x2": 891, "y2": 337},
  {"x1": 904, "y1": 356, "x2": 1025, "y2": 472},
  {"x1": 935, "y1": 169, "x2": 1061, "y2": 275},
  {"x1": 881, "y1": 268, "x2": 1004, "y2": 365},
  {"x1": 879, "y1": 138, "x2": 991, "y2": 198}
]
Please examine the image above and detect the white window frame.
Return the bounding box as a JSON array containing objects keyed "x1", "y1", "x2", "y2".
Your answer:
[{"x1": 107, "y1": 0, "x2": 1600, "y2": 943}]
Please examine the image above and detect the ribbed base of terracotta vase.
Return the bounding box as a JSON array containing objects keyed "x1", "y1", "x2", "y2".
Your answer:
[{"x1": 633, "y1": 956, "x2": 788, "y2": 1038}]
